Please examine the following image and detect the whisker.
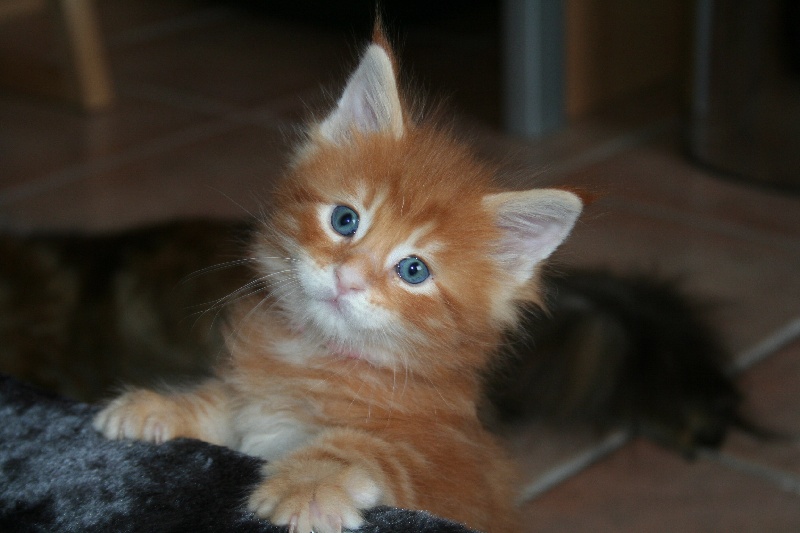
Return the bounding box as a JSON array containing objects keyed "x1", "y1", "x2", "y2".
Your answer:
[
  {"x1": 186, "y1": 268, "x2": 301, "y2": 335},
  {"x1": 187, "y1": 278, "x2": 273, "y2": 318},
  {"x1": 189, "y1": 284, "x2": 273, "y2": 332},
  {"x1": 206, "y1": 186, "x2": 259, "y2": 220},
  {"x1": 228, "y1": 289, "x2": 284, "y2": 341},
  {"x1": 264, "y1": 279, "x2": 303, "y2": 312},
  {"x1": 181, "y1": 258, "x2": 259, "y2": 283}
]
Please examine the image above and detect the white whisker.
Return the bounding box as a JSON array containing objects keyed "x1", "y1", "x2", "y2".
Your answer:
[
  {"x1": 181, "y1": 258, "x2": 259, "y2": 283},
  {"x1": 187, "y1": 267, "x2": 298, "y2": 320}
]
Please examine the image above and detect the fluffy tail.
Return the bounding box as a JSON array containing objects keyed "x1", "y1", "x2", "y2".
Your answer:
[{"x1": 485, "y1": 268, "x2": 750, "y2": 456}]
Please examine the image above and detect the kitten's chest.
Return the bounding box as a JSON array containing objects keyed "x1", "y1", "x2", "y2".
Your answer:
[
  {"x1": 228, "y1": 359, "x2": 393, "y2": 460},
  {"x1": 229, "y1": 365, "x2": 343, "y2": 460},
  {"x1": 231, "y1": 397, "x2": 318, "y2": 461},
  {"x1": 227, "y1": 328, "x2": 424, "y2": 459}
]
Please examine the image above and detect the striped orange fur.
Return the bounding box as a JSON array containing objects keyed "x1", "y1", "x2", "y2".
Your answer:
[{"x1": 94, "y1": 27, "x2": 582, "y2": 533}]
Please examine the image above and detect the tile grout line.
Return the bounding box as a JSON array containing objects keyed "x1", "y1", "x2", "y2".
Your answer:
[
  {"x1": 119, "y1": 81, "x2": 323, "y2": 131},
  {"x1": 539, "y1": 118, "x2": 679, "y2": 181},
  {"x1": 516, "y1": 430, "x2": 631, "y2": 505},
  {"x1": 705, "y1": 316, "x2": 800, "y2": 497},
  {"x1": 731, "y1": 316, "x2": 800, "y2": 374},
  {"x1": 0, "y1": 119, "x2": 240, "y2": 205},
  {"x1": 0, "y1": 77, "x2": 329, "y2": 206},
  {"x1": 537, "y1": 118, "x2": 800, "y2": 252},
  {"x1": 607, "y1": 197, "x2": 800, "y2": 254},
  {"x1": 699, "y1": 449, "x2": 800, "y2": 497}
]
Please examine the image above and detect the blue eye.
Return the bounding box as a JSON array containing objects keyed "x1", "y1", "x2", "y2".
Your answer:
[
  {"x1": 331, "y1": 205, "x2": 359, "y2": 236},
  {"x1": 396, "y1": 256, "x2": 430, "y2": 285}
]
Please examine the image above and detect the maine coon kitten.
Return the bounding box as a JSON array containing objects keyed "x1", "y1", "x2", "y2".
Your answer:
[{"x1": 92, "y1": 30, "x2": 582, "y2": 532}]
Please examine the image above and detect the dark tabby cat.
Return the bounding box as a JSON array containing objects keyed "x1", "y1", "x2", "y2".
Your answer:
[
  {"x1": 0, "y1": 221, "x2": 250, "y2": 401},
  {"x1": 0, "y1": 218, "x2": 741, "y2": 455}
]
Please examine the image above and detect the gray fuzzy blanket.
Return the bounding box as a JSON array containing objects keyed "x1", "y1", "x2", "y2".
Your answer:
[{"x1": 0, "y1": 375, "x2": 474, "y2": 533}]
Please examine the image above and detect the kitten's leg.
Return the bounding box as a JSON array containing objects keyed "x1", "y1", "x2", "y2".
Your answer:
[
  {"x1": 93, "y1": 379, "x2": 232, "y2": 446},
  {"x1": 248, "y1": 428, "x2": 420, "y2": 533}
]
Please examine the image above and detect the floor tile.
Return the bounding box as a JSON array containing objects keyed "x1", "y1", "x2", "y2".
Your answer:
[
  {"x1": 521, "y1": 438, "x2": 800, "y2": 533},
  {"x1": 556, "y1": 139, "x2": 800, "y2": 241},
  {"x1": 500, "y1": 421, "x2": 617, "y2": 493},
  {"x1": 550, "y1": 199, "x2": 800, "y2": 357},
  {"x1": 0, "y1": 93, "x2": 212, "y2": 195},
  {"x1": 724, "y1": 339, "x2": 800, "y2": 477},
  {"x1": 538, "y1": 134, "x2": 800, "y2": 357},
  {"x1": 1, "y1": 123, "x2": 288, "y2": 231},
  {"x1": 473, "y1": 90, "x2": 682, "y2": 189}
]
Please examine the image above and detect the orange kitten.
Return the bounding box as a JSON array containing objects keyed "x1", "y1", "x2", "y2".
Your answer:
[{"x1": 94, "y1": 28, "x2": 582, "y2": 533}]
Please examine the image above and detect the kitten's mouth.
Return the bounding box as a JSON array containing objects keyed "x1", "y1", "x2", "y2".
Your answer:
[
  {"x1": 322, "y1": 294, "x2": 360, "y2": 321},
  {"x1": 325, "y1": 296, "x2": 344, "y2": 313}
]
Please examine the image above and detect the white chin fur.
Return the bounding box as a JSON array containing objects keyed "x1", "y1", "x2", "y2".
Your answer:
[{"x1": 291, "y1": 257, "x2": 402, "y2": 358}]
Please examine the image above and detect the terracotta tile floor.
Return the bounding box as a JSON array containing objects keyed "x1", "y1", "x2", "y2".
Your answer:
[{"x1": 2, "y1": 1, "x2": 799, "y2": 531}]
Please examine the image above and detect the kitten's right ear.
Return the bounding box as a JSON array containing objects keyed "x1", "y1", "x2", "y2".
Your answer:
[{"x1": 317, "y1": 41, "x2": 404, "y2": 143}]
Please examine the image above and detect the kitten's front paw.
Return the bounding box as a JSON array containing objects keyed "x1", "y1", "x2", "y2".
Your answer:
[
  {"x1": 249, "y1": 460, "x2": 383, "y2": 533},
  {"x1": 93, "y1": 389, "x2": 180, "y2": 443}
]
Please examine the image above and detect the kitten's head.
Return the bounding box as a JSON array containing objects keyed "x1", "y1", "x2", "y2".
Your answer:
[{"x1": 253, "y1": 30, "x2": 582, "y2": 372}]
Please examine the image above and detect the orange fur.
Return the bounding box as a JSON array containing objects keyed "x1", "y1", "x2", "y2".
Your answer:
[{"x1": 95, "y1": 29, "x2": 582, "y2": 533}]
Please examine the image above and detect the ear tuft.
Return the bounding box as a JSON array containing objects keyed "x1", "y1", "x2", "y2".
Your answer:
[
  {"x1": 483, "y1": 189, "x2": 582, "y2": 286},
  {"x1": 318, "y1": 42, "x2": 404, "y2": 143}
]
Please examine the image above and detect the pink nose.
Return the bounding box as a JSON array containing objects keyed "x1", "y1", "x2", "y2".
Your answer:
[{"x1": 335, "y1": 264, "x2": 367, "y2": 294}]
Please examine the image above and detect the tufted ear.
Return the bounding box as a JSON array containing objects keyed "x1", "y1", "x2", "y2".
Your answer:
[
  {"x1": 318, "y1": 42, "x2": 404, "y2": 143},
  {"x1": 483, "y1": 189, "x2": 582, "y2": 286}
]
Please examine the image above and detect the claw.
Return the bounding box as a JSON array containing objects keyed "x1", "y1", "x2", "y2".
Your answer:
[{"x1": 325, "y1": 513, "x2": 343, "y2": 533}]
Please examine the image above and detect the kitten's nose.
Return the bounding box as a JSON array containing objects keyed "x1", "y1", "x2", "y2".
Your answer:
[{"x1": 335, "y1": 264, "x2": 367, "y2": 294}]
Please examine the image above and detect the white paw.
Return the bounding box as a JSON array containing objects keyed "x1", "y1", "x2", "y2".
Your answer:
[
  {"x1": 93, "y1": 390, "x2": 177, "y2": 443},
  {"x1": 249, "y1": 461, "x2": 383, "y2": 533}
]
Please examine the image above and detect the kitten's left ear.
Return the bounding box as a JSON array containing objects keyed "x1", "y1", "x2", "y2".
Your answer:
[
  {"x1": 318, "y1": 41, "x2": 404, "y2": 143},
  {"x1": 484, "y1": 189, "x2": 582, "y2": 286}
]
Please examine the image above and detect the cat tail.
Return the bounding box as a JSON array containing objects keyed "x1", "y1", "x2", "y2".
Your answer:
[{"x1": 484, "y1": 268, "x2": 773, "y2": 457}]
